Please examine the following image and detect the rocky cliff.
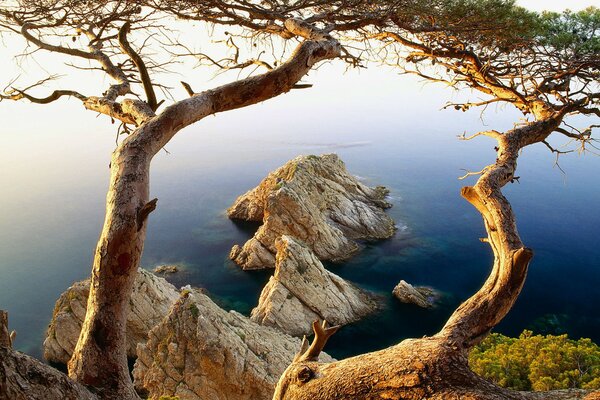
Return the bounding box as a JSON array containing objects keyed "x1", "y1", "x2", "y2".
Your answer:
[
  {"x1": 133, "y1": 288, "x2": 333, "y2": 400},
  {"x1": 43, "y1": 269, "x2": 180, "y2": 364},
  {"x1": 251, "y1": 236, "x2": 380, "y2": 336},
  {"x1": 228, "y1": 154, "x2": 395, "y2": 270}
]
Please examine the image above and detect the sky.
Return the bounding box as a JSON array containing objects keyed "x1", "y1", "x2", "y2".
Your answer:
[{"x1": 516, "y1": 0, "x2": 597, "y2": 11}]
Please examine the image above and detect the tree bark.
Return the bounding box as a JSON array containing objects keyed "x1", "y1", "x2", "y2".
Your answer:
[
  {"x1": 67, "y1": 22, "x2": 340, "y2": 399},
  {"x1": 273, "y1": 336, "x2": 594, "y2": 400}
]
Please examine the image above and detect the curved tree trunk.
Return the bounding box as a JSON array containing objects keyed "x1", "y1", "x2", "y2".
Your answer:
[
  {"x1": 67, "y1": 21, "x2": 340, "y2": 399},
  {"x1": 273, "y1": 116, "x2": 593, "y2": 399},
  {"x1": 67, "y1": 137, "x2": 155, "y2": 399}
]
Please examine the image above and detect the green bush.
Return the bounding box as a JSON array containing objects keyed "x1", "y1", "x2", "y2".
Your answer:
[{"x1": 469, "y1": 330, "x2": 600, "y2": 391}]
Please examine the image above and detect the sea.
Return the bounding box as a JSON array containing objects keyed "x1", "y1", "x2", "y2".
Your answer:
[{"x1": 1, "y1": 68, "x2": 598, "y2": 360}]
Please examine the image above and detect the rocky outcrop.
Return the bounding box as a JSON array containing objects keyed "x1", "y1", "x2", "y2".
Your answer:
[
  {"x1": 251, "y1": 236, "x2": 380, "y2": 336},
  {"x1": 0, "y1": 310, "x2": 97, "y2": 400},
  {"x1": 133, "y1": 288, "x2": 333, "y2": 400},
  {"x1": 392, "y1": 280, "x2": 441, "y2": 309},
  {"x1": 228, "y1": 154, "x2": 395, "y2": 270},
  {"x1": 0, "y1": 347, "x2": 98, "y2": 400},
  {"x1": 43, "y1": 269, "x2": 179, "y2": 364}
]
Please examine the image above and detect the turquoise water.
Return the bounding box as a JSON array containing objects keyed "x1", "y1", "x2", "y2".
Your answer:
[{"x1": 0, "y1": 73, "x2": 599, "y2": 360}]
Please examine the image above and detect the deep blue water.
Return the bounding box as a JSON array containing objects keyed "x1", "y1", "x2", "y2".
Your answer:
[{"x1": 0, "y1": 71, "x2": 598, "y2": 360}]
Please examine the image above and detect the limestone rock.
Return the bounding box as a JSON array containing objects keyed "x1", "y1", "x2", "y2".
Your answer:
[
  {"x1": 43, "y1": 269, "x2": 179, "y2": 364},
  {"x1": 133, "y1": 288, "x2": 333, "y2": 400},
  {"x1": 392, "y1": 280, "x2": 441, "y2": 309},
  {"x1": 228, "y1": 154, "x2": 395, "y2": 270},
  {"x1": 251, "y1": 236, "x2": 380, "y2": 336},
  {"x1": 0, "y1": 347, "x2": 98, "y2": 400}
]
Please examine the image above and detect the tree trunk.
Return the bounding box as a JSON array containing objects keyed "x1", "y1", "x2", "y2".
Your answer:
[
  {"x1": 273, "y1": 117, "x2": 597, "y2": 399},
  {"x1": 67, "y1": 138, "x2": 154, "y2": 399},
  {"x1": 67, "y1": 21, "x2": 340, "y2": 399},
  {"x1": 274, "y1": 336, "x2": 594, "y2": 399}
]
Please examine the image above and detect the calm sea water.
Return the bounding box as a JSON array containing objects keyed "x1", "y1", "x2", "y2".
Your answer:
[{"x1": 1, "y1": 71, "x2": 599, "y2": 360}]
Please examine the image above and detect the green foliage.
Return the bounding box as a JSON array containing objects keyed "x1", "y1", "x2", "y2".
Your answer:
[
  {"x1": 469, "y1": 331, "x2": 600, "y2": 391},
  {"x1": 398, "y1": 0, "x2": 540, "y2": 48},
  {"x1": 188, "y1": 303, "x2": 199, "y2": 318},
  {"x1": 158, "y1": 396, "x2": 180, "y2": 400},
  {"x1": 537, "y1": 7, "x2": 600, "y2": 56}
]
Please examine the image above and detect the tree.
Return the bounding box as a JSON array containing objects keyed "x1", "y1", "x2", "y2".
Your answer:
[
  {"x1": 1, "y1": 1, "x2": 598, "y2": 399},
  {"x1": 470, "y1": 331, "x2": 600, "y2": 391},
  {"x1": 274, "y1": 2, "x2": 600, "y2": 399},
  {"x1": 0, "y1": 1, "x2": 378, "y2": 398}
]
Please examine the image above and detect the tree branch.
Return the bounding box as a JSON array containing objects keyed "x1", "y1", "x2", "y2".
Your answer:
[{"x1": 118, "y1": 22, "x2": 158, "y2": 111}]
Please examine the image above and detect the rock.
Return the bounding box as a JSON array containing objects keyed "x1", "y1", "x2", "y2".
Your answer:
[
  {"x1": 251, "y1": 236, "x2": 380, "y2": 336},
  {"x1": 392, "y1": 280, "x2": 441, "y2": 309},
  {"x1": 43, "y1": 269, "x2": 180, "y2": 364},
  {"x1": 153, "y1": 265, "x2": 179, "y2": 274},
  {"x1": 0, "y1": 347, "x2": 98, "y2": 400},
  {"x1": 133, "y1": 288, "x2": 333, "y2": 400},
  {"x1": 228, "y1": 154, "x2": 396, "y2": 270}
]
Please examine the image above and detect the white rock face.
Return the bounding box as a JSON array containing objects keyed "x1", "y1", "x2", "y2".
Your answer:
[
  {"x1": 251, "y1": 236, "x2": 380, "y2": 336},
  {"x1": 228, "y1": 154, "x2": 396, "y2": 270},
  {"x1": 133, "y1": 288, "x2": 333, "y2": 400},
  {"x1": 43, "y1": 269, "x2": 180, "y2": 364},
  {"x1": 392, "y1": 280, "x2": 441, "y2": 309}
]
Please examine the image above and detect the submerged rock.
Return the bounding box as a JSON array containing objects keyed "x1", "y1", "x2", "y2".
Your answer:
[
  {"x1": 251, "y1": 236, "x2": 380, "y2": 336},
  {"x1": 153, "y1": 265, "x2": 179, "y2": 275},
  {"x1": 133, "y1": 288, "x2": 333, "y2": 400},
  {"x1": 392, "y1": 280, "x2": 441, "y2": 309},
  {"x1": 228, "y1": 154, "x2": 396, "y2": 270},
  {"x1": 43, "y1": 269, "x2": 179, "y2": 364}
]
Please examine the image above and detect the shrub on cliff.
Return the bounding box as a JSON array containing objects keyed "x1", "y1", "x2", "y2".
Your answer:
[{"x1": 470, "y1": 331, "x2": 600, "y2": 391}]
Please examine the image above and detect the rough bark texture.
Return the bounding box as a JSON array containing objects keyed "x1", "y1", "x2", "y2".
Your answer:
[
  {"x1": 44, "y1": 269, "x2": 179, "y2": 364},
  {"x1": 133, "y1": 289, "x2": 333, "y2": 400},
  {"x1": 251, "y1": 235, "x2": 380, "y2": 336},
  {"x1": 228, "y1": 154, "x2": 395, "y2": 270},
  {"x1": 273, "y1": 336, "x2": 597, "y2": 400},
  {"x1": 67, "y1": 21, "x2": 341, "y2": 399}
]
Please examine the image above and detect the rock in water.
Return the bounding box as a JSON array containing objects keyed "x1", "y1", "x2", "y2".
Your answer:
[
  {"x1": 43, "y1": 269, "x2": 180, "y2": 364},
  {"x1": 133, "y1": 288, "x2": 333, "y2": 400},
  {"x1": 228, "y1": 154, "x2": 396, "y2": 270},
  {"x1": 153, "y1": 265, "x2": 179, "y2": 274},
  {"x1": 392, "y1": 280, "x2": 441, "y2": 309},
  {"x1": 251, "y1": 236, "x2": 380, "y2": 336}
]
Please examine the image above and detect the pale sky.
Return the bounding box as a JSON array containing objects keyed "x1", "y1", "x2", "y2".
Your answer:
[{"x1": 516, "y1": 0, "x2": 597, "y2": 11}]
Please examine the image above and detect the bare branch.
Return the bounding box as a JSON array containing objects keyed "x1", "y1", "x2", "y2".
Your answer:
[
  {"x1": 118, "y1": 22, "x2": 158, "y2": 111},
  {"x1": 294, "y1": 320, "x2": 340, "y2": 363}
]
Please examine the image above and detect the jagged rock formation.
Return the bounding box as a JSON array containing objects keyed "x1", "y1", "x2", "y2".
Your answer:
[
  {"x1": 43, "y1": 269, "x2": 179, "y2": 364},
  {"x1": 392, "y1": 280, "x2": 441, "y2": 309},
  {"x1": 228, "y1": 154, "x2": 396, "y2": 270},
  {"x1": 0, "y1": 310, "x2": 97, "y2": 400},
  {"x1": 133, "y1": 288, "x2": 333, "y2": 400},
  {"x1": 251, "y1": 236, "x2": 380, "y2": 336},
  {"x1": 0, "y1": 347, "x2": 98, "y2": 400}
]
